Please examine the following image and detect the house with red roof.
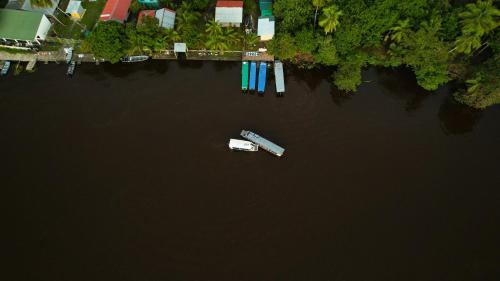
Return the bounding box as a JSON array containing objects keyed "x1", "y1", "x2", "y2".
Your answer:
[
  {"x1": 215, "y1": 1, "x2": 243, "y2": 27},
  {"x1": 99, "y1": 0, "x2": 132, "y2": 23},
  {"x1": 137, "y1": 8, "x2": 176, "y2": 29}
]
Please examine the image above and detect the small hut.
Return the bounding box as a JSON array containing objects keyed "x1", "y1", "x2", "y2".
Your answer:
[{"x1": 65, "y1": 0, "x2": 86, "y2": 20}]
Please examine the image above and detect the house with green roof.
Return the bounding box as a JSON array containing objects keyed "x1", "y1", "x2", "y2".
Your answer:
[{"x1": 0, "y1": 9, "x2": 52, "y2": 48}]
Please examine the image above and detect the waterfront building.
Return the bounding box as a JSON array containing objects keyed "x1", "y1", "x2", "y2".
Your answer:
[
  {"x1": 257, "y1": 16, "x2": 275, "y2": 41},
  {"x1": 138, "y1": 0, "x2": 159, "y2": 9},
  {"x1": 65, "y1": 0, "x2": 86, "y2": 21},
  {"x1": 215, "y1": 0, "x2": 243, "y2": 27},
  {"x1": 99, "y1": 0, "x2": 132, "y2": 23},
  {"x1": 0, "y1": 9, "x2": 52, "y2": 49},
  {"x1": 138, "y1": 8, "x2": 176, "y2": 29}
]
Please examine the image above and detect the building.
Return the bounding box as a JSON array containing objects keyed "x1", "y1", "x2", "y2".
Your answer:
[
  {"x1": 257, "y1": 16, "x2": 275, "y2": 41},
  {"x1": 65, "y1": 0, "x2": 86, "y2": 20},
  {"x1": 138, "y1": 0, "x2": 159, "y2": 9},
  {"x1": 21, "y1": 0, "x2": 60, "y2": 16},
  {"x1": 154, "y1": 8, "x2": 176, "y2": 29},
  {"x1": 0, "y1": 9, "x2": 52, "y2": 48},
  {"x1": 99, "y1": 0, "x2": 132, "y2": 22},
  {"x1": 138, "y1": 8, "x2": 176, "y2": 29},
  {"x1": 137, "y1": 10, "x2": 156, "y2": 24},
  {"x1": 215, "y1": 0, "x2": 243, "y2": 27}
]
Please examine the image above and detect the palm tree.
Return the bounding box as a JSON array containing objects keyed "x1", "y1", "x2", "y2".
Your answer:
[
  {"x1": 313, "y1": 0, "x2": 331, "y2": 29},
  {"x1": 384, "y1": 19, "x2": 411, "y2": 44},
  {"x1": 204, "y1": 20, "x2": 229, "y2": 53},
  {"x1": 465, "y1": 73, "x2": 483, "y2": 95},
  {"x1": 454, "y1": 33, "x2": 482, "y2": 54},
  {"x1": 165, "y1": 29, "x2": 181, "y2": 46},
  {"x1": 244, "y1": 33, "x2": 259, "y2": 50},
  {"x1": 30, "y1": 0, "x2": 53, "y2": 8},
  {"x1": 318, "y1": 5, "x2": 343, "y2": 35},
  {"x1": 205, "y1": 19, "x2": 223, "y2": 37},
  {"x1": 452, "y1": 0, "x2": 499, "y2": 54},
  {"x1": 459, "y1": 0, "x2": 499, "y2": 37},
  {"x1": 176, "y1": 7, "x2": 201, "y2": 34}
]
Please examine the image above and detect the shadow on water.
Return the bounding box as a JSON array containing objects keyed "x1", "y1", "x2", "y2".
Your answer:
[
  {"x1": 177, "y1": 60, "x2": 204, "y2": 70},
  {"x1": 372, "y1": 67, "x2": 432, "y2": 112},
  {"x1": 438, "y1": 95, "x2": 483, "y2": 135},
  {"x1": 289, "y1": 64, "x2": 330, "y2": 92}
]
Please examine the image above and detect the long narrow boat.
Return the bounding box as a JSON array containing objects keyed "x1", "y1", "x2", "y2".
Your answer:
[
  {"x1": 1, "y1": 61, "x2": 11, "y2": 76},
  {"x1": 120, "y1": 55, "x2": 149, "y2": 63},
  {"x1": 258, "y1": 62, "x2": 267, "y2": 93},
  {"x1": 249, "y1": 61, "x2": 257, "y2": 91},
  {"x1": 274, "y1": 60, "x2": 285, "y2": 95},
  {"x1": 241, "y1": 61, "x2": 249, "y2": 91}
]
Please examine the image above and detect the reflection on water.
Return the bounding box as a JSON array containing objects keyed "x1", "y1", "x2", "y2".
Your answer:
[{"x1": 439, "y1": 95, "x2": 483, "y2": 135}]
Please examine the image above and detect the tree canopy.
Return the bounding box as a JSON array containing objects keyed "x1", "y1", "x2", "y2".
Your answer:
[
  {"x1": 86, "y1": 21, "x2": 126, "y2": 64},
  {"x1": 268, "y1": 0, "x2": 500, "y2": 108}
]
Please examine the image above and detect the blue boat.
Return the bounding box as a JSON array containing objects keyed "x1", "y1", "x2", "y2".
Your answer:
[
  {"x1": 258, "y1": 62, "x2": 267, "y2": 93},
  {"x1": 249, "y1": 62, "x2": 257, "y2": 91}
]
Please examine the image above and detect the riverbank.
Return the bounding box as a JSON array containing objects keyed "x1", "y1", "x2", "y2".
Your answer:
[{"x1": 0, "y1": 50, "x2": 272, "y2": 63}]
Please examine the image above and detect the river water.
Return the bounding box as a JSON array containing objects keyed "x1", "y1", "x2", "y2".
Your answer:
[{"x1": 1, "y1": 61, "x2": 499, "y2": 281}]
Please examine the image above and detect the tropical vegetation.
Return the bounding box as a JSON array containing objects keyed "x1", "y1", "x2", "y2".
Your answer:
[{"x1": 269, "y1": 0, "x2": 500, "y2": 108}]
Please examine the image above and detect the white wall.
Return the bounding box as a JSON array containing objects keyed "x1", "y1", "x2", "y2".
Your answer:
[{"x1": 35, "y1": 15, "x2": 52, "y2": 41}]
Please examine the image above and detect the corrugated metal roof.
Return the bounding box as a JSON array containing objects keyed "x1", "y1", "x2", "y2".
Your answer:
[
  {"x1": 0, "y1": 9, "x2": 44, "y2": 41},
  {"x1": 215, "y1": 7, "x2": 243, "y2": 24},
  {"x1": 216, "y1": 1, "x2": 243, "y2": 7},
  {"x1": 100, "y1": 0, "x2": 132, "y2": 22},
  {"x1": 257, "y1": 16, "x2": 275, "y2": 37},
  {"x1": 174, "y1": 43, "x2": 187, "y2": 52},
  {"x1": 155, "y1": 8, "x2": 175, "y2": 29},
  {"x1": 66, "y1": 0, "x2": 84, "y2": 14}
]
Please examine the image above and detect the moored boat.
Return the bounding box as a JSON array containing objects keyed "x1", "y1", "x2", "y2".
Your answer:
[
  {"x1": 120, "y1": 55, "x2": 149, "y2": 63},
  {"x1": 1, "y1": 61, "x2": 11, "y2": 76},
  {"x1": 228, "y1": 139, "x2": 259, "y2": 152},
  {"x1": 67, "y1": 61, "x2": 76, "y2": 77}
]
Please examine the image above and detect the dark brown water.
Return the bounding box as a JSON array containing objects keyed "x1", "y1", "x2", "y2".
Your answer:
[{"x1": 1, "y1": 61, "x2": 499, "y2": 281}]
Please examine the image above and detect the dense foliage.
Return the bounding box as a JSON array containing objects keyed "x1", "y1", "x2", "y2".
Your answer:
[
  {"x1": 86, "y1": 21, "x2": 126, "y2": 63},
  {"x1": 270, "y1": 0, "x2": 500, "y2": 108}
]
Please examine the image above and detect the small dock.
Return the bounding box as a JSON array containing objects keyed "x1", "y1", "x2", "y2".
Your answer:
[
  {"x1": 249, "y1": 62, "x2": 257, "y2": 91},
  {"x1": 242, "y1": 52, "x2": 274, "y2": 62},
  {"x1": 240, "y1": 130, "x2": 285, "y2": 157},
  {"x1": 258, "y1": 62, "x2": 267, "y2": 93},
  {"x1": 274, "y1": 61, "x2": 285, "y2": 95},
  {"x1": 241, "y1": 61, "x2": 249, "y2": 91}
]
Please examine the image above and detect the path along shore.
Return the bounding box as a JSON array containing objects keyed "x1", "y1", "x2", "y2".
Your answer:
[{"x1": 0, "y1": 49, "x2": 274, "y2": 65}]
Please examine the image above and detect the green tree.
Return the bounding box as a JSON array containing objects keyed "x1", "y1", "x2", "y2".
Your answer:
[
  {"x1": 30, "y1": 0, "x2": 52, "y2": 8},
  {"x1": 319, "y1": 5, "x2": 343, "y2": 34},
  {"x1": 333, "y1": 55, "x2": 365, "y2": 92},
  {"x1": 87, "y1": 21, "x2": 126, "y2": 63},
  {"x1": 191, "y1": 0, "x2": 209, "y2": 11},
  {"x1": 294, "y1": 29, "x2": 318, "y2": 54},
  {"x1": 267, "y1": 32, "x2": 297, "y2": 60},
  {"x1": 459, "y1": 0, "x2": 499, "y2": 37},
  {"x1": 313, "y1": 36, "x2": 338, "y2": 65},
  {"x1": 274, "y1": 0, "x2": 314, "y2": 32},
  {"x1": 399, "y1": 20, "x2": 450, "y2": 90},
  {"x1": 244, "y1": 33, "x2": 259, "y2": 50},
  {"x1": 312, "y1": 0, "x2": 331, "y2": 29},
  {"x1": 384, "y1": 19, "x2": 410, "y2": 44},
  {"x1": 453, "y1": 0, "x2": 500, "y2": 54}
]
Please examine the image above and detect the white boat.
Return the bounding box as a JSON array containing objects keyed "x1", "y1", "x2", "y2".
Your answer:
[
  {"x1": 120, "y1": 55, "x2": 149, "y2": 63},
  {"x1": 67, "y1": 61, "x2": 75, "y2": 76},
  {"x1": 1, "y1": 61, "x2": 11, "y2": 76},
  {"x1": 64, "y1": 47, "x2": 73, "y2": 64},
  {"x1": 228, "y1": 139, "x2": 258, "y2": 152}
]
